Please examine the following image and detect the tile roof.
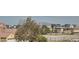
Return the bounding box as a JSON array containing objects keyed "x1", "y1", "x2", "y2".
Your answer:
[{"x1": 0, "y1": 29, "x2": 17, "y2": 38}]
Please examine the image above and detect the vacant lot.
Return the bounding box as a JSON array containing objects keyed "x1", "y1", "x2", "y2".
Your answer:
[{"x1": 43, "y1": 35, "x2": 79, "y2": 42}]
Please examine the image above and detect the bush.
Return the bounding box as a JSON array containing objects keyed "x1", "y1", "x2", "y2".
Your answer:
[{"x1": 36, "y1": 35, "x2": 47, "y2": 42}]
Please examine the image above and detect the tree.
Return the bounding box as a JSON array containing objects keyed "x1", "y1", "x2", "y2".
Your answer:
[
  {"x1": 41, "y1": 25, "x2": 51, "y2": 34},
  {"x1": 15, "y1": 17, "x2": 47, "y2": 42},
  {"x1": 51, "y1": 24, "x2": 56, "y2": 32}
]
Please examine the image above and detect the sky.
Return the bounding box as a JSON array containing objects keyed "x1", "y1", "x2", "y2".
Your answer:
[{"x1": 0, "y1": 16, "x2": 79, "y2": 25}]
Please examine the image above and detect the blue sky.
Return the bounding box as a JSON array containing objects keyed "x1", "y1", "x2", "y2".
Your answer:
[{"x1": 0, "y1": 16, "x2": 79, "y2": 25}]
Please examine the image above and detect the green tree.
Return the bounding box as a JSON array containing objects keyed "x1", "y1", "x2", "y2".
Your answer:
[
  {"x1": 41, "y1": 25, "x2": 51, "y2": 34},
  {"x1": 15, "y1": 17, "x2": 47, "y2": 42}
]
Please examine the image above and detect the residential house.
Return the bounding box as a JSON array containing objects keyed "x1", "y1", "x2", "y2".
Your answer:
[
  {"x1": 73, "y1": 26, "x2": 79, "y2": 34},
  {"x1": 0, "y1": 22, "x2": 17, "y2": 42},
  {"x1": 51, "y1": 24, "x2": 75, "y2": 34}
]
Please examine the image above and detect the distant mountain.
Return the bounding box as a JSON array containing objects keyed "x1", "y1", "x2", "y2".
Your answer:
[
  {"x1": 39, "y1": 21, "x2": 51, "y2": 26},
  {"x1": 33, "y1": 20, "x2": 51, "y2": 26}
]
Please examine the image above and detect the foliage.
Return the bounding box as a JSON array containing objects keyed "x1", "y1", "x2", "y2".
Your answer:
[
  {"x1": 41, "y1": 25, "x2": 51, "y2": 34},
  {"x1": 15, "y1": 17, "x2": 47, "y2": 42},
  {"x1": 35, "y1": 35, "x2": 47, "y2": 42}
]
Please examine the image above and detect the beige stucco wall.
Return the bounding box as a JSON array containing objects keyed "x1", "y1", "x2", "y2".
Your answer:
[
  {"x1": 74, "y1": 30, "x2": 79, "y2": 32},
  {"x1": 6, "y1": 34, "x2": 15, "y2": 40}
]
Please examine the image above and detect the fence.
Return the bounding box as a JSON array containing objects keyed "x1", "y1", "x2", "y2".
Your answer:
[{"x1": 43, "y1": 35, "x2": 79, "y2": 42}]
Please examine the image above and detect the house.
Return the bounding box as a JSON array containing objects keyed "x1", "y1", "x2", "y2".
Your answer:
[
  {"x1": 51, "y1": 24, "x2": 63, "y2": 33},
  {"x1": 73, "y1": 26, "x2": 79, "y2": 34},
  {"x1": 6, "y1": 29, "x2": 17, "y2": 42},
  {"x1": 51, "y1": 24, "x2": 76, "y2": 34},
  {"x1": 0, "y1": 22, "x2": 7, "y2": 32},
  {"x1": 0, "y1": 29, "x2": 17, "y2": 42},
  {"x1": 55, "y1": 27, "x2": 64, "y2": 33},
  {"x1": 0, "y1": 22, "x2": 17, "y2": 42}
]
